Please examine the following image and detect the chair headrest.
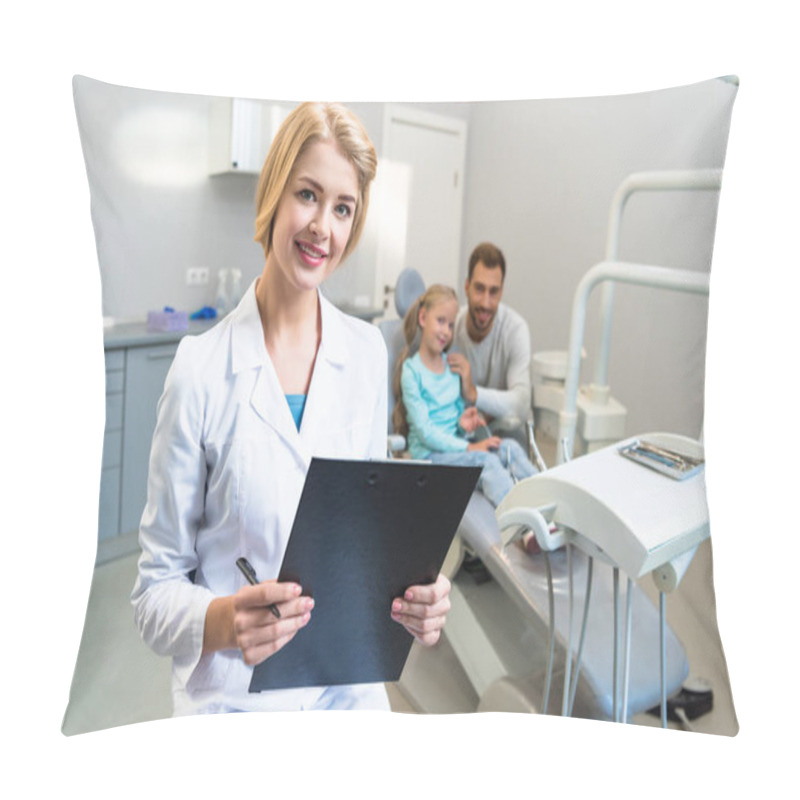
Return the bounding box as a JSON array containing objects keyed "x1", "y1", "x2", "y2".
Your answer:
[{"x1": 394, "y1": 268, "x2": 426, "y2": 318}]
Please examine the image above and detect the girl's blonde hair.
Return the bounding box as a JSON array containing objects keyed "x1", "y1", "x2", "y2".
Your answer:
[
  {"x1": 254, "y1": 102, "x2": 378, "y2": 263},
  {"x1": 391, "y1": 284, "x2": 459, "y2": 437}
]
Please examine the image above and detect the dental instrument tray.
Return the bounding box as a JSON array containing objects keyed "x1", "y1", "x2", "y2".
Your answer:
[{"x1": 618, "y1": 438, "x2": 704, "y2": 480}]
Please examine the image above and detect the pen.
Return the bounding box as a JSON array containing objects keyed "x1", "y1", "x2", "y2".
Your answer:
[{"x1": 236, "y1": 557, "x2": 281, "y2": 618}]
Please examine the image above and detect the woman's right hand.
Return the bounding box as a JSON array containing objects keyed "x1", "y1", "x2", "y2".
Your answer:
[
  {"x1": 204, "y1": 581, "x2": 314, "y2": 665},
  {"x1": 233, "y1": 581, "x2": 314, "y2": 665},
  {"x1": 468, "y1": 436, "x2": 501, "y2": 452}
]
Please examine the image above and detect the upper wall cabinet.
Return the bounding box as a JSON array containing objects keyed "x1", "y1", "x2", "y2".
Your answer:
[{"x1": 208, "y1": 98, "x2": 290, "y2": 175}]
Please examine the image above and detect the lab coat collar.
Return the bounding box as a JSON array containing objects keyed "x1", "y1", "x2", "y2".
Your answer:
[
  {"x1": 229, "y1": 279, "x2": 350, "y2": 468},
  {"x1": 230, "y1": 280, "x2": 349, "y2": 375},
  {"x1": 230, "y1": 280, "x2": 268, "y2": 375}
]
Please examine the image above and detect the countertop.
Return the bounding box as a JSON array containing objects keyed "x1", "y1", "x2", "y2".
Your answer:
[
  {"x1": 103, "y1": 318, "x2": 219, "y2": 350},
  {"x1": 103, "y1": 305, "x2": 384, "y2": 350}
]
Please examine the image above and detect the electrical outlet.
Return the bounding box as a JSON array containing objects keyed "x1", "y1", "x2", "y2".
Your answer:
[{"x1": 186, "y1": 267, "x2": 210, "y2": 286}]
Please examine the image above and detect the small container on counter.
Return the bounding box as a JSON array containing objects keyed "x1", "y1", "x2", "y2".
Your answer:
[{"x1": 147, "y1": 307, "x2": 189, "y2": 332}]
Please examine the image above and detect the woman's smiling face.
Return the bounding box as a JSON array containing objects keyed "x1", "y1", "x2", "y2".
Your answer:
[{"x1": 267, "y1": 139, "x2": 360, "y2": 293}]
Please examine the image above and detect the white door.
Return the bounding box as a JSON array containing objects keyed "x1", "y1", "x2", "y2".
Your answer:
[{"x1": 374, "y1": 105, "x2": 467, "y2": 316}]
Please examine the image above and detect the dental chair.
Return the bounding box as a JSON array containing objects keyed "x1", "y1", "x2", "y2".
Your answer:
[{"x1": 378, "y1": 267, "x2": 691, "y2": 722}]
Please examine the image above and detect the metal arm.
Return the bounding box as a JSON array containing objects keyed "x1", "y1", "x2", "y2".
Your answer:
[
  {"x1": 558, "y1": 261, "x2": 710, "y2": 462},
  {"x1": 593, "y1": 169, "x2": 722, "y2": 395}
]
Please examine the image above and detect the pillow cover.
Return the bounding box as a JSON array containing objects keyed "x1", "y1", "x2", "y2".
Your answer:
[{"x1": 63, "y1": 75, "x2": 738, "y2": 736}]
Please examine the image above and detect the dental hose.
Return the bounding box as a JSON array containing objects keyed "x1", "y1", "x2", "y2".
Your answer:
[
  {"x1": 613, "y1": 568, "x2": 620, "y2": 721},
  {"x1": 542, "y1": 551, "x2": 556, "y2": 715},
  {"x1": 523, "y1": 429, "x2": 631, "y2": 721},
  {"x1": 660, "y1": 591, "x2": 667, "y2": 728},
  {"x1": 609, "y1": 571, "x2": 637, "y2": 723},
  {"x1": 524, "y1": 425, "x2": 594, "y2": 719},
  {"x1": 525, "y1": 420, "x2": 556, "y2": 715},
  {"x1": 561, "y1": 543, "x2": 575, "y2": 716},
  {"x1": 527, "y1": 421, "x2": 547, "y2": 473},
  {"x1": 621, "y1": 577, "x2": 633, "y2": 723},
  {"x1": 567, "y1": 555, "x2": 594, "y2": 716}
]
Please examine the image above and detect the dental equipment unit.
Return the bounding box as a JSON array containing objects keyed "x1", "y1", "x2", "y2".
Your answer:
[
  {"x1": 387, "y1": 169, "x2": 720, "y2": 726},
  {"x1": 496, "y1": 430, "x2": 708, "y2": 724}
]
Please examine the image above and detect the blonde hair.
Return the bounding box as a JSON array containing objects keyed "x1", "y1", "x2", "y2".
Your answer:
[
  {"x1": 254, "y1": 102, "x2": 378, "y2": 262},
  {"x1": 391, "y1": 284, "x2": 459, "y2": 437}
]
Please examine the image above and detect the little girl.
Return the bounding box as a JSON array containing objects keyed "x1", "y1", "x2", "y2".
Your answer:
[{"x1": 392, "y1": 284, "x2": 538, "y2": 513}]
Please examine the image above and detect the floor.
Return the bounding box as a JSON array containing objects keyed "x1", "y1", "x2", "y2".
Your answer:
[{"x1": 61, "y1": 531, "x2": 738, "y2": 736}]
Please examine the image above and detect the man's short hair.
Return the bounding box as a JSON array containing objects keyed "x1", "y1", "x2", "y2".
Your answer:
[{"x1": 467, "y1": 242, "x2": 506, "y2": 281}]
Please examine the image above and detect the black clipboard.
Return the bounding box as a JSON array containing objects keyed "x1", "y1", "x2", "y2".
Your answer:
[{"x1": 249, "y1": 457, "x2": 482, "y2": 692}]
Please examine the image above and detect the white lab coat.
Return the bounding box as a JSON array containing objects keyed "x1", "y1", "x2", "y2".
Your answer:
[{"x1": 131, "y1": 280, "x2": 391, "y2": 714}]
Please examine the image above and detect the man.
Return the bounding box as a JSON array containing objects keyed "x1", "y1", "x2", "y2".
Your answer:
[{"x1": 448, "y1": 242, "x2": 532, "y2": 445}]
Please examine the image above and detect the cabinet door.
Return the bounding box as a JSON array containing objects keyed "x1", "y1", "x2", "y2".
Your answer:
[
  {"x1": 98, "y1": 349, "x2": 126, "y2": 540},
  {"x1": 98, "y1": 466, "x2": 121, "y2": 541},
  {"x1": 208, "y1": 97, "x2": 289, "y2": 175},
  {"x1": 119, "y1": 343, "x2": 178, "y2": 535}
]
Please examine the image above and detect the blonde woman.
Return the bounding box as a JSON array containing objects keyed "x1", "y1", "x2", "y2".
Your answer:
[
  {"x1": 393, "y1": 284, "x2": 537, "y2": 508},
  {"x1": 132, "y1": 102, "x2": 451, "y2": 715}
]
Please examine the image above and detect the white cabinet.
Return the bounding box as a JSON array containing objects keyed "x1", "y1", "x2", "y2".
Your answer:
[
  {"x1": 208, "y1": 97, "x2": 290, "y2": 175},
  {"x1": 98, "y1": 349, "x2": 125, "y2": 541},
  {"x1": 119, "y1": 343, "x2": 179, "y2": 536},
  {"x1": 98, "y1": 342, "x2": 178, "y2": 554}
]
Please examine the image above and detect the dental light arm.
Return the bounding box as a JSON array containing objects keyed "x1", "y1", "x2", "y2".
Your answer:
[
  {"x1": 596, "y1": 169, "x2": 722, "y2": 393},
  {"x1": 558, "y1": 262, "x2": 710, "y2": 463}
]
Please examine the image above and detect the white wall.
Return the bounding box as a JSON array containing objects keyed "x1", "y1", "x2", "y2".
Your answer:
[
  {"x1": 73, "y1": 77, "x2": 271, "y2": 319},
  {"x1": 459, "y1": 78, "x2": 737, "y2": 438}
]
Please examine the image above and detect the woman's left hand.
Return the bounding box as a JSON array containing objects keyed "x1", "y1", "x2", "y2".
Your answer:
[{"x1": 391, "y1": 573, "x2": 451, "y2": 646}]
